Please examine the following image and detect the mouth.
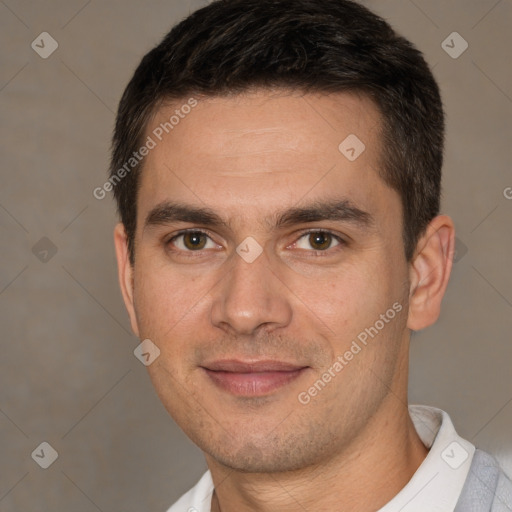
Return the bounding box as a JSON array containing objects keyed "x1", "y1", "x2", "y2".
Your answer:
[{"x1": 200, "y1": 359, "x2": 310, "y2": 397}]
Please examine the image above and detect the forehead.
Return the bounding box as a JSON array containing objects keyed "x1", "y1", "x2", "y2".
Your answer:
[{"x1": 137, "y1": 89, "x2": 395, "y2": 228}]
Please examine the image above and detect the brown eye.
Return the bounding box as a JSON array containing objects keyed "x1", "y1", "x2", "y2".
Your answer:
[
  {"x1": 169, "y1": 231, "x2": 214, "y2": 251},
  {"x1": 294, "y1": 231, "x2": 342, "y2": 252},
  {"x1": 308, "y1": 232, "x2": 332, "y2": 250},
  {"x1": 183, "y1": 232, "x2": 207, "y2": 250}
]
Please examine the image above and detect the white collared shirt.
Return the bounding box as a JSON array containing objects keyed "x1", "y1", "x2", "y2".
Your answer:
[{"x1": 166, "y1": 404, "x2": 475, "y2": 512}]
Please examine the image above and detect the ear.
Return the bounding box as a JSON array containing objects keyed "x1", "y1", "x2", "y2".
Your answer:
[
  {"x1": 113, "y1": 222, "x2": 140, "y2": 338},
  {"x1": 407, "y1": 215, "x2": 455, "y2": 331}
]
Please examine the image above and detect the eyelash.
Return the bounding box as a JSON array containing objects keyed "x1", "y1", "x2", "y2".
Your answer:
[{"x1": 165, "y1": 228, "x2": 347, "y2": 257}]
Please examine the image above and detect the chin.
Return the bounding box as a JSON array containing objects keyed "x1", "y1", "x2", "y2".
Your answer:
[{"x1": 205, "y1": 436, "x2": 325, "y2": 474}]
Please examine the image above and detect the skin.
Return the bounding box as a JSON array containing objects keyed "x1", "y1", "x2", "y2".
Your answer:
[{"x1": 114, "y1": 89, "x2": 455, "y2": 511}]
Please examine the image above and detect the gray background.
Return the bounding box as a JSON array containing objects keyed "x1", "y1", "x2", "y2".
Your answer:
[{"x1": 0, "y1": 0, "x2": 511, "y2": 510}]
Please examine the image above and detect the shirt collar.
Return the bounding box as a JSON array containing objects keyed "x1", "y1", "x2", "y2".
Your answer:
[{"x1": 377, "y1": 404, "x2": 475, "y2": 512}]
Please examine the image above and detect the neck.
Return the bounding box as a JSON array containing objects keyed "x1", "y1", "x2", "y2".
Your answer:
[{"x1": 208, "y1": 398, "x2": 428, "y2": 512}]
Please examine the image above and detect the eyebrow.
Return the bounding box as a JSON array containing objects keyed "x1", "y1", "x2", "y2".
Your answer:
[{"x1": 143, "y1": 198, "x2": 373, "y2": 232}]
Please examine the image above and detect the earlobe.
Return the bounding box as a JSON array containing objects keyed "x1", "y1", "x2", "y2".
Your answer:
[
  {"x1": 407, "y1": 215, "x2": 455, "y2": 331},
  {"x1": 113, "y1": 223, "x2": 140, "y2": 338}
]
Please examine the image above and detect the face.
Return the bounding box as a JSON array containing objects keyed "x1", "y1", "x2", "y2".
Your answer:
[{"x1": 117, "y1": 89, "x2": 414, "y2": 473}]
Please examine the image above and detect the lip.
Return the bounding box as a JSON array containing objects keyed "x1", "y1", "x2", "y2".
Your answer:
[{"x1": 201, "y1": 359, "x2": 309, "y2": 396}]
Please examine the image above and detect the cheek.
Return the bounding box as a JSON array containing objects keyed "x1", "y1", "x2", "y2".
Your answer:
[
  {"x1": 132, "y1": 261, "x2": 214, "y2": 342},
  {"x1": 285, "y1": 261, "x2": 386, "y2": 337}
]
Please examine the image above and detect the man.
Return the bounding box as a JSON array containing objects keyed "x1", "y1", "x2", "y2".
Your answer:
[{"x1": 109, "y1": 0, "x2": 512, "y2": 510}]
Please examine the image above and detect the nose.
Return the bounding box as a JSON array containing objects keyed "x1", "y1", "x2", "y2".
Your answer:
[{"x1": 210, "y1": 246, "x2": 293, "y2": 336}]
